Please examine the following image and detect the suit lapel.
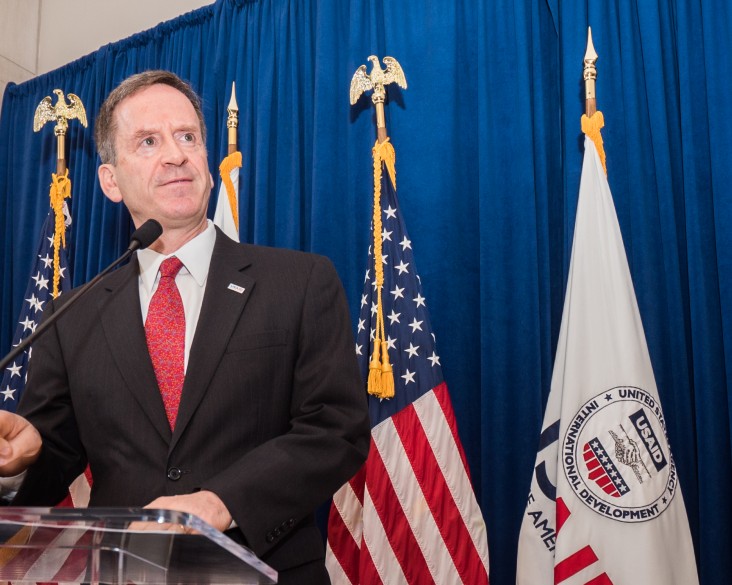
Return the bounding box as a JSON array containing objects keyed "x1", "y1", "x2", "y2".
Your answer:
[
  {"x1": 98, "y1": 256, "x2": 172, "y2": 442},
  {"x1": 172, "y1": 232, "x2": 255, "y2": 445}
]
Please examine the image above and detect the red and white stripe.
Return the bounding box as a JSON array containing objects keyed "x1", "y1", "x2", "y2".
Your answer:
[{"x1": 327, "y1": 383, "x2": 489, "y2": 584}]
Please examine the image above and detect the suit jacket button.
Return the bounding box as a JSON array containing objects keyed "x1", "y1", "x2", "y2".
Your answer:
[
  {"x1": 167, "y1": 467, "x2": 182, "y2": 481},
  {"x1": 266, "y1": 532, "x2": 275, "y2": 543}
]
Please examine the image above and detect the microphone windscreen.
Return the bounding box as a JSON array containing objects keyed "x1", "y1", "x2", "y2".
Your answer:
[{"x1": 128, "y1": 219, "x2": 163, "y2": 251}]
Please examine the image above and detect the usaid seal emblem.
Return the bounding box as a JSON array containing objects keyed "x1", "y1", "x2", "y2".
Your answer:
[{"x1": 562, "y1": 386, "x2": 677, "y2": 523}]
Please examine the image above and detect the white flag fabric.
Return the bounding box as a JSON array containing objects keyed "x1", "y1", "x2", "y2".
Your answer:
[
  {"x1": 213, "y1": 155, "x2": 240, "y2": 242},
  {"x1": 516, "y1": 134, "x2": 699, "y2": 585}
]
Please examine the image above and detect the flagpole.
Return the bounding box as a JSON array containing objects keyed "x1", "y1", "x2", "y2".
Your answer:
[
  {"x1": 584, "y1": 27, "x2": 598, "y2": 117},
  {"x1": 214, "y1": 82, "x2": 242, "y2": 241},
  {"x1": 348, "y1": 56, "x2": 407, "y2": 398},
  {"x1": 582, "y1": 28, "x2": 607, "y2": 174},
  {"x1": 32, "y1": 90, "x2": 87, "y2": 297},
  {"x1": 227, "y1": 82, "x2": 239, "y2": 155}
]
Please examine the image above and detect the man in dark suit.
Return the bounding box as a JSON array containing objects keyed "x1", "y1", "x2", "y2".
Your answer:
[{"x1": 0, "y1": 70, "x2": 370, "y2": 584}]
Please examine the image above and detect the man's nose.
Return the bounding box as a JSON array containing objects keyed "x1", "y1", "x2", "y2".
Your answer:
[{"x1": 160, "y1": 136, "x2": 188, "y2": 165}]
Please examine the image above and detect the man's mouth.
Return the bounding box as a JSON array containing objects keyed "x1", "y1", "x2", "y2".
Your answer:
[{"x1": 160, "y1": 177, "x2": 192, "y2": 187}]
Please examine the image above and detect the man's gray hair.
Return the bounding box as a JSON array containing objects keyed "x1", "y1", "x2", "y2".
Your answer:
[{"x1": 94, "y1": 70, "x2": 207, "y2": 164}]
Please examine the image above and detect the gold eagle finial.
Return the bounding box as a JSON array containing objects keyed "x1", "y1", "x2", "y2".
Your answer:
[
  {"x1": 350, "y1": 55, "x2": 407, "y2": 106},
  {"x1": 33, "y1": 89, "x2": 88, "y2": 136}
]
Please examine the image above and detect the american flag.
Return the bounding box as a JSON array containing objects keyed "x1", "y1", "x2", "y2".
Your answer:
[
  {"x1": 326, "y1": 142, "x2": 490, "y2": 584},
  {"x1": 0, "y1": 194, "x2": 91, "y2": 512},
  {"x1": 1, "y1": 205, "x2": 71, "y2": 412}
]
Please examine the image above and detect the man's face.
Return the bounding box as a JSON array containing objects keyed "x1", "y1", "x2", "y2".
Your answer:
[{"x1": 97, "y1": 84, "x2": 213, "y2": 232}]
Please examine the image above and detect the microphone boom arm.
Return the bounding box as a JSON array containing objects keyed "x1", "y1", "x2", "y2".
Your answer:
[{"x1": 0, "y1": 219, "x2": 162, "y2": 373}]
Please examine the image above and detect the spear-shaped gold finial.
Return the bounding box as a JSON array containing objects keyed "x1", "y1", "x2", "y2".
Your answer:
[
  {"x1": 350, "y1": 56, "x2": 407, "y2": 143},
  {"x1": 581, "y1": 27, "x2": 607, "y2": 174},
  {"x1": 227, "y1": 82, "x2": 239, "y2": 155},
  {"x1": 584, "y1": 27, "x2": 599, "y2": 117},
  {"x1": 33, "y1": 89, "x2": 87, "y2": 175}
]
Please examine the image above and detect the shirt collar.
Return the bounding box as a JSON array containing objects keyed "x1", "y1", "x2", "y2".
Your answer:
[{"x1": 137, "y1": 220, "x2": 216, "y2": 294}]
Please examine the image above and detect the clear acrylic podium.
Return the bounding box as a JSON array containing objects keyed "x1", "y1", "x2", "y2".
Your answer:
[{"x1": 0, "y1": 507, "x2": 277, "y2": 584}]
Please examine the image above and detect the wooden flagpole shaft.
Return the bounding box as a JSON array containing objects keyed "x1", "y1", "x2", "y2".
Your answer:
[{"x1": 56, "y1": 134, "x2": 66, "y2": 175}]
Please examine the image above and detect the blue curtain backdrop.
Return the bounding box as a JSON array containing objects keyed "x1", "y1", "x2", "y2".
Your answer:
[{"x1": 1, "y1": 1, "x2": 730, "y2": 583}]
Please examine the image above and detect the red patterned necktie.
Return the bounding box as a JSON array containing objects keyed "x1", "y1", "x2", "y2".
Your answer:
[{"x1": 145, "y1": 256, "x2": 185, "y2": 429}]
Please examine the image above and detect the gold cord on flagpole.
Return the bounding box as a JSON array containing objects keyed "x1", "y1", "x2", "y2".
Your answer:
[
  {"x1": 219, "y1": 151, "x2": 242, "y2": 232},
  {"x1": 581, "y1": 27, "x2": 607, "y2": 174},
  {"x1": 49, "y1": 171, "x2": 71, "y2": 298},
  {"x1": 351, "y1": 56, "x2": 406, "y2": 398},
  {"x1": 368, "y1": 140, "x2": 397, "y2": 398}
]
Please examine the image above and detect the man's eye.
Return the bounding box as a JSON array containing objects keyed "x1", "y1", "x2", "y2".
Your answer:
[
  {"x1": 182, "y1": 133, "x2": 195, "y2": 142},
  {"x1": 143, "y1": 137, "x2": 155, "y2": 146}
]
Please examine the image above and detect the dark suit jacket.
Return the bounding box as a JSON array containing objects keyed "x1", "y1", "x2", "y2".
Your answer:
[{"x1": 15, "y1": 229, "x2": 370, "y2": 575}]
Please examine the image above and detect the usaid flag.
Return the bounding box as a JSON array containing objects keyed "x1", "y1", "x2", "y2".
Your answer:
[{"x1": 516, "y1": 126, "x2": 699, "y2": 585}]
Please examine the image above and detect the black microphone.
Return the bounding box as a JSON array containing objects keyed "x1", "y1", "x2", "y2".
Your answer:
[
  {"x1": 128, "y1": 219, "x2": 162, "y2": 252},
  {"x1": 0, "y1": 219, "x2": 163, "y2": 372}
]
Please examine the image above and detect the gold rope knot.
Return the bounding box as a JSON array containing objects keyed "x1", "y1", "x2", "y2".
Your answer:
[
  {"x1": 219, "y1": 151, "x2": 242, "y2": 232},
  {"x1": 581, "y1": 111, "x2": 607, "y2": 175},
  {"x1": 50, "y1": 170, "x2": 71, "y2": 298}
]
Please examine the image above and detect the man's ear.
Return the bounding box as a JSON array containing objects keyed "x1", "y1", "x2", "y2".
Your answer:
[{"x1": 98, "y1": 164, "x2": 123, "y2": 203}]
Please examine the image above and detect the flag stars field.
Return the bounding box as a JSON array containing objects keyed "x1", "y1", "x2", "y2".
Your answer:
[
  {"x1": 401, "y1": 369, "x2": 416, "y2": 385},
  {"x1": 32, "y1": 272, "x2": 49, "y2": 290},
  {"x1": 388, "y1": 310, "x2": 401, "y2": 325},
  {"x1": 405, "y1": 343, "x2": 420, "y2": 358},
  {"x1": 25, "y1": 294, "x2": 44, "y2": 313},
  {"x1": 6, "y1": 363, "x2": 22, "y2": 378},
  {"x1": 395, "y1": 260, "x2": 409, "y2": 274},
  {"x1": 2, "y1": 210, "x2": 72, "y2": 412},
  {"x1": 409, "y1": 318, "x2": 423, "y2": 333}
]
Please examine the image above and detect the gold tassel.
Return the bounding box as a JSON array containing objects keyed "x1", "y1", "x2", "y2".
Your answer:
[
  {"x1": 218, "y1": 151, "x2": 242, "y2": 232},
  {"x1": 379, "y1": 340, "x2": 394, "y2": 398},
  {"x1": 368, "y1": 339, "x2": 383, "y2": 396},
  {"x1": 581, "y1": 111, "x2": 607, "y2": 175},
  {"x1": 49, "y1": 170, "x2": 71, "y2": 299}
]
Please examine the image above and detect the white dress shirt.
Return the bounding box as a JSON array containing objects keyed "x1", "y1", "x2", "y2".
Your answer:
[{"x1": 137, "y1": 220, "x2": 216, "y2": 370}]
